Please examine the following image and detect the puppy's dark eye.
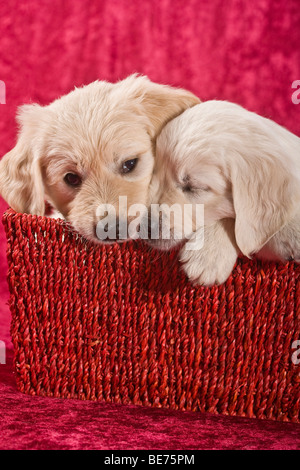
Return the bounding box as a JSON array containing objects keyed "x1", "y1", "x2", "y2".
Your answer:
[
  {"x1": 64, "y1": 173, "x2": 82, "y2": 187},
  {"x1": 121, "y1": 158, "x2": 138, "y2": 174}
]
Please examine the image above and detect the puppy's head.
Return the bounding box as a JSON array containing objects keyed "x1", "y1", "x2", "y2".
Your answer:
[
  {"x1": 148, "y1": 100, "x2": 300, "y2": 255},
  {"x1": 0, "y1": 75, "x2": 199, "y2": 242}
]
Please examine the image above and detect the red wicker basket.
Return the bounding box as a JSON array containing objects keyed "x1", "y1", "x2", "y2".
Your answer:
[{"x1": 2, "y1": 209, "x2": 300, "y2": 422}]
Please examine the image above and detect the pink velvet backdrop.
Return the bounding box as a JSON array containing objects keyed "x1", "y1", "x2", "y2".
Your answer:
[{"x1": 0, "y1": 0, "x2": 300, "y2": 450}]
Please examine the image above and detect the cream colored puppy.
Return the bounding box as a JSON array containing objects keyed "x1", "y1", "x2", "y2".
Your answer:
[
  {"x1": 148, "y1": 101, "x2": 300, "y2": 286},
  {"x1": 0, "y1": 75, "x2": 199, "y2": 242}
]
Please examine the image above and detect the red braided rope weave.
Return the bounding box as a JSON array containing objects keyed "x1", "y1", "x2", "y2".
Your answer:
[{"x1": 2, "y1": 209, "x2": 300, "y2": 422}]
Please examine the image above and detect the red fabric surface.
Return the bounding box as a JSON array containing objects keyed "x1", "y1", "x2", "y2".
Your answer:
[
  {"x1": 1, "y1": 349, "x2": 300, "y2": 450},
  {"x1": 1, "y1": 0, "x2": 300, "y2": 450}
]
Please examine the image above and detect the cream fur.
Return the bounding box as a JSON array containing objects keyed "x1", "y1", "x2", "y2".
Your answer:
[
  {"x1": 0, "y1": 75, "x2": 199, "y2": 242},
  {"x1": 149, "y1": 100, "x2": 300, "y2": 285}
]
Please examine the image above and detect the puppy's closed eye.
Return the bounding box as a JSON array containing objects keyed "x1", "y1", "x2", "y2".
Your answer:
[
  {"x1": 180, "y1": 176, "x2": 210, "y2": 194},
  {"x1": 182, "y1": 183, "x2": 197, "y2": 193}
]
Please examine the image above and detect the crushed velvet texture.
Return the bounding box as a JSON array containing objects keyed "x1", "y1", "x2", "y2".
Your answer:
[
  {"x1": 0, "y1": 0, "x2": 300, "y2": 450},
  {"x1": 1, "y1": 350, "x2": 300, "y2": 450}
]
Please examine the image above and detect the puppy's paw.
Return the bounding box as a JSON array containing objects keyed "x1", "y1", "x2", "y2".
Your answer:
[
  {"x1": 264, "y1": 219, "x2": 300, "y2": 264},
  {"x1": 179, "y1": 219, "x2": 239, "y2": 286},
  {"x1": 180, "y1": 245, "x2": 237, "y2": 286}
]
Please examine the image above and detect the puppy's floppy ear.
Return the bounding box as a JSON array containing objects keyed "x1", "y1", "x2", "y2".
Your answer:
[
  {"x1": 126, "y1": 74, "x2": 200, "y2": 137},
  {"x1": 0, "y1": 104, "x2": 45, "y2": 215},
  {"x1": 231, "y1": 156, "x2": 300, "y2": 257}
]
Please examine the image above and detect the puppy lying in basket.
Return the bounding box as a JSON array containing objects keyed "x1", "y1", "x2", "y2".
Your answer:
[
  {"x1": 147, "y1": 100, "x2": 300, "y2": 286},
  {"x1": 0, "y1": 74, "x2": 199, "y2": 238}
]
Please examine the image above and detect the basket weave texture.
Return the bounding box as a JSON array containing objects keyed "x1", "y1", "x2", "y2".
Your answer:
[{"x1": 3, "y1": 209, "x2": 300, "y2": 422}]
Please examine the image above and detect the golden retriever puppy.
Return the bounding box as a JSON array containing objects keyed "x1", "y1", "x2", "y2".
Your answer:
[
  {"x1": 0, "y1": 75, "x2": 199, "y2": 242},
  {"x1": 148, "y1": 100, "x2": 300, "y2": 285}
]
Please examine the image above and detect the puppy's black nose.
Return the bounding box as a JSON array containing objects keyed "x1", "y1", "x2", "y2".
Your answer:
[
  {"x1": 114, "y1": 220, "x2": 120, "y2": 240},
  {"x1": 146, "y1": 211, "x2": 160, "y2": 240},
  {"x1": 95, "y1": 218, "x2": 120, "y2": 242}
]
